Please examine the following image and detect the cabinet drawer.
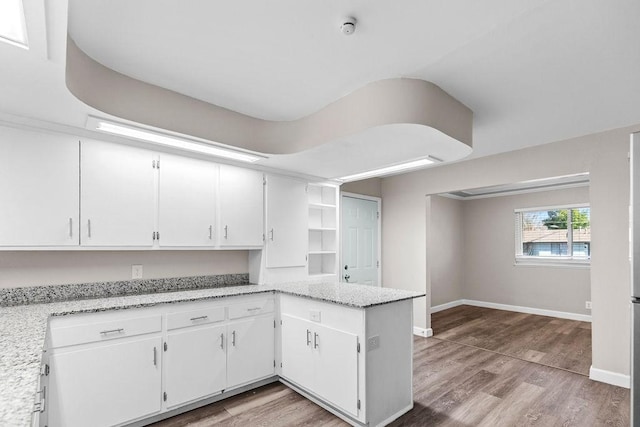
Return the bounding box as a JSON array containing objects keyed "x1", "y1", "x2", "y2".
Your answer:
[
  {"x1": 49, "y1": 314, "x2": 161, "y2": 348},
  {"x1": 167, "y1": 306, "x2": 226, "y2": 330},
  {"x1": 228, "y1": 298, "x2": 274, "y2": 319}
]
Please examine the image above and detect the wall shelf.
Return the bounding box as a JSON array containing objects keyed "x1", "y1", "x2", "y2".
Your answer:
[{"x1": 307, "y1": 184, "x2": 339, "y2": 278}]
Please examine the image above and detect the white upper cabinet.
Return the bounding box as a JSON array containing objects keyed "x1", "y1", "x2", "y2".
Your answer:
[
  {"x1": 218, "y1": 164, "x2": 264, "y2": 247},
  {"x1": 158, "y1": 154, "x2": 216, "y2": 247},
  {"x1": 265, "y1": 175, "x2": 308, "y2": 268},
  {"x1": 80, "y1": 140, "x2": 156, "y2": 247},
  {"x1": 0, "y1": 126, "x2": 79, "y2": 246}
]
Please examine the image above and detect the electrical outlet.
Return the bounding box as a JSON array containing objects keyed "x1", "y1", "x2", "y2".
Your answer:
[
  {"x1": 367, "y1": 335, "x2": 380, "y2": 351},
  {"x1": 585, "y1": 301, "x2": 592, "y2": 309},
  {"x1": 132, "y1": 264, "x2": 143, "y2": 279},
  {"x1": 310, "y1": 310, "x2": 321, "y2": 322}
]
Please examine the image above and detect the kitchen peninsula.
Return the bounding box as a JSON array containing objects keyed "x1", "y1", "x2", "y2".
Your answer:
[{"x1": 0, "y1": 277, "x2": 423, "y2": 427}]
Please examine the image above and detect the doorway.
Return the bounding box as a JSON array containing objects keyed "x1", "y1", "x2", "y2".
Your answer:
[{"x1": 341, "y1": 193, "x2": 381, "y2": 286}]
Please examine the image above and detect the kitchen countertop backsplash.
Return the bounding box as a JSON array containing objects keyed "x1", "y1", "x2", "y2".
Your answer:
[{"x1": 0, "y1": 273, "x2": 250, "y2": 307}]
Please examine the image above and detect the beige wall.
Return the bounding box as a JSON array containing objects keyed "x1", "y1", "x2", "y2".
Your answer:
[
  {"x1": 341, "y1": 178, "x2": 382, "y2": 198},
  {"x1": 381, "y1": 123, "x2": 639, "y2": 378},
  {"x1": 0, "y1": 251, "x2": 249, "y2": 288},
  {"x1": 461, "y1": 187, "x2": 590, "y2": 314},
  {"x1": 428, "y1": 195, "x2": 464, "y2": 306}
]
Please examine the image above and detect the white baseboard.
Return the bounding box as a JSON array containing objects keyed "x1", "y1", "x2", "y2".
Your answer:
[
  {"x1": 413, "y1": 326, "x2": 433, "y2": 337},
  {"x1": 431, "y1": 300, "x2": 464, "y2": 313},
  {"x1": 589, "y1": 366, "x2": 630, "y2": 388},
  {"x1": 430, "y1": 299, "x2": 592, "y2": 322}
]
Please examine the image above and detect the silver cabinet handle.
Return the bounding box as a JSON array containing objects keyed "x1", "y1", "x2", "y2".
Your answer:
[
  {"x1": 220, "y1": 333, "x2": 224, "y2": 349},
  {"x1": 224, "y1": 225, "x2": 228, "y2": 239},
  {"x1": 88, "y1": 219, "x2": 92, "y2": 238},
  {"x1": 270, "y1": 228, "x2": 274, "y2": 241},
  {"x1": 209, "y1": 225, "x2": 212, "y2": 240},
  {"x1": 232, "y1": 330, "x2": 236, "y2": 346},
  {"x1": 247, "y1": 307, "x2": 261, "y2": 312},
  {"x1": 306, "y1": 329, "x2": 311, "y2": 346},
  {"x1": 153, "y1": 347, "x2": 157, "y2": 366},
  {"x1": 100, "y1": 328, "x2": 124, "y2": 335},
  {"x1": 314, "y1": 332, "x2": 319, "y2": 349},
  {"x1": 190, "y1": 315, "x2": 208, "y2": 322},
  {"x1": 69, "y1": 218, "x2": 73, "y2": 238}
]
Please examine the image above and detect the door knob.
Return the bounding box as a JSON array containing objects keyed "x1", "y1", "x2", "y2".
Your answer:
[
  {"x1": 344, "y1": 265, "x2": 348, "y2": 270},
  {"x1": 344, "y1": 274, "x2": 350, "y2": 282}
]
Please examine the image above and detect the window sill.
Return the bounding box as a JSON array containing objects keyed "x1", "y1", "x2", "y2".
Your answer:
[{"x1": 514, "y1": 258, "x2": 590, "y2": 268}]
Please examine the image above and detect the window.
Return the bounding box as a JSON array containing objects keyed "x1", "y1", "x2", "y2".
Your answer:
[
  {"x1": 515, "y1": 204, "x2": 590, "y2": 265},
  {"x1": 0, "y1": 0, "x2": 28, "y2": 49}
]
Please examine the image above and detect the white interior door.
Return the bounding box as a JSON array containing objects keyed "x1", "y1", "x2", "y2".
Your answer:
[{"x1": 341, "y1": 195, "x2": 380, "y2": 286}]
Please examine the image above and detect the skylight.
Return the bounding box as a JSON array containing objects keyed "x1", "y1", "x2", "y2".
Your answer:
[{"x1": 0, "y1": 0, "x2": 28, "y2": 49}]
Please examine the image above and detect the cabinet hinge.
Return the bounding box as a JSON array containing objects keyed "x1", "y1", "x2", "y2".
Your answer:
[
  {"x1": 274, "y1": 360, "x2": 276, "y2": 368},
  {"x1": 377, "y1": 260, "x2": 380, "y2": 268},
  {"x1": 305, "y1": 184, "x2": 308, "y2": 193},
  {"x1": 163, "y1": 392, "x2": 167, "y2": 402},
  {"x1": 274, "y1": 320, "x2": 276, "y2": 328},
  {"x1": 164, "y1": 342, "x2": 168, "y2": 351},
  {"x1": 357, "y1": 399, "x2": 361, "y2": 410},
  {"x1": 152, "y1": 160, "x2": 156, "y2": 169},
  {"x1": 280, "y1": 362, "x2": 282, "y2": 368},
  {"x1": 263, "y1": 177, "x2": 267, "y2": 185},
  {"x1": 377, "y1": 211, "x2": 380, "y2": 219},
  {"x1": 42, "y1": 364, "x2": 50, "y2": 376},
  {"x1": 157, "y1": 159, "x2": 160, "y2": 169},
  {"x1": 357, "y1": 342, "x2": 360, "y2": 353}
]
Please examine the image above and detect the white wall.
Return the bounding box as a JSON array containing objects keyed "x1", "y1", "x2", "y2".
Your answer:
[
  {"x1": 0, "y1": 251, "x2": 249, "y2": 288},
  {"x1": 341, "y1": 178, "x2": 382, "y2": 198},
  {"x1": 461, "y1": 186, "x2": 590, "y2": 314},
  {"x1": 428, "y1": 195, "x2": 464, "y2": 306},
  {"x1": 381, "y1": 123, "x2": 638, "y2": 379}
]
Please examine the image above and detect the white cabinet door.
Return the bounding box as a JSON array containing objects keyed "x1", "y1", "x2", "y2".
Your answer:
[
  {"x1": 280, "y1": 314, "x2": 359, "y2": 417},
  {"x1": 0, "y1": 126, "x2": 79, "y2": 246},
  {"x1": 48, "y1": 336, "x2": 162, "y2": 427},
  {"x1": 280, "y1": 314, "x2": 314, "y2": 389},
  {"x1": 227, "y1": 315, "x2": 275, "y2": 388},
  {"x1": 265, "y1": 175, "x2": 307, "y2": 268},
  {"x1": 164, "y1": 324, "x2": 226, "y2": 408},
  {"x1": 314, "y1": 324, "x2": 359, "y2": 416},
  {"x1": 218, "y1": 164, "x2": 264, "y2": 247},
  {"x1": 158, "y1": 154, "x2": 216, "y2": 246},
  {"x1": 80, "y1": 140, "x2": 156, "y2": 246}
]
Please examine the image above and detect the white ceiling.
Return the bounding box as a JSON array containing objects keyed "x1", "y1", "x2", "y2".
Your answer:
[{"x1": 0, "y1": 0, "x2": 639, "y2": 179}]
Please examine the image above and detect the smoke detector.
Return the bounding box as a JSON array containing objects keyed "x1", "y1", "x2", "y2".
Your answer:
[{"x1": 341, "y1": 18, "x2": 357, "y2": 35}]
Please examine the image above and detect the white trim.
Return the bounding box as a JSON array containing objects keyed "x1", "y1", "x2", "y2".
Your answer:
[
  {"x1": 340, "y1": 192, "x2": 382, "y2": 287},
  {"x1": 589, "y1": 366, "x2": 630, "y2": 389},
  {"x1": 413, "y1": 327, "x2": 433, "y2": 337},
  {"x1": 430, "y1": 299, "x2": 592, "y2": 322},
  {"x1": 514, "y1": 202, "x2": 590, "y2": 213},
  {"x1": 431, "y1": 300, "x2": 464, "y2": 313}
]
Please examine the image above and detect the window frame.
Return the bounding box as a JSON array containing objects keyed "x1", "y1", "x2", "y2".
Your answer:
[{"x1": 514, "y1": 203, "x2": 591, "y2": 267}]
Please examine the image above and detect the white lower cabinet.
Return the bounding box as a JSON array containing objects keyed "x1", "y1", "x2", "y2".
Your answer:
[
  {"x1": 164, "y1": 323, "x2": 227, "y2": 408},
  {"x1": 48, "y1": 336, "x2": 162, "y2": 427},
  {"x1": 227, "y1": 314, "x2": 275, "y2": 388},
  {"x1": 281, "y1": 315, "x2": 359, "y2": 417},
  {"x1": 44, "y1": 292, "x2": 413, "y2": 427}
]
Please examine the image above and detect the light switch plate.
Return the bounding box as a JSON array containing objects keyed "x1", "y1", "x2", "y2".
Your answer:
[
  {"x1": 310, "y1": 310, "x2": 321, "y2": 322},
  {"x1": 132, "y1": 264, "x2": 143, "y2": 279}
]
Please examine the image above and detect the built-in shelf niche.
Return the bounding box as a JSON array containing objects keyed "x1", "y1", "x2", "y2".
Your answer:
[{"x1": 307, "y1": 184, "x2": 338, "y2": 277}]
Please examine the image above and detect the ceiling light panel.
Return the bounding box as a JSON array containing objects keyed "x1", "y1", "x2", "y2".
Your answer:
[
  {"x1": 0, "y1": 0, "x2": 28, "y2": 49},
  {"x1": 89, "y1": 118, "x2": 264, "y2": 163},
  {"x1": 338, "y1": 157, "x2": 437, "y2": 182}
]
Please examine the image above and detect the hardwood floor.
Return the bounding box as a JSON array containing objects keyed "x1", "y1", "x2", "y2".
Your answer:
[
  {"x1": 151, "y1": 307, "x2": 628, "y2": 427},
  {"x1": 431, "y1": 305, "x2": 592, "y2": 375}
]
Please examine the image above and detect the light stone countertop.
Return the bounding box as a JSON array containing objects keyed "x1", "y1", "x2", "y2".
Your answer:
[{"x1": 0, "y1": 282, "x2": 424, "y2": 426}]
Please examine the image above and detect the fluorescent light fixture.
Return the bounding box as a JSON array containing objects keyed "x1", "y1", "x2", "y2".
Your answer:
[
  {"x1": 92, "y1": 119, "x2": 264, "y2": 163},
  {"x1": 338, "y1": 157, "x2": 438, "y2": 182},
  {"x1": 0, "y1": 0, "x2": 28, "y2": 49}
]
